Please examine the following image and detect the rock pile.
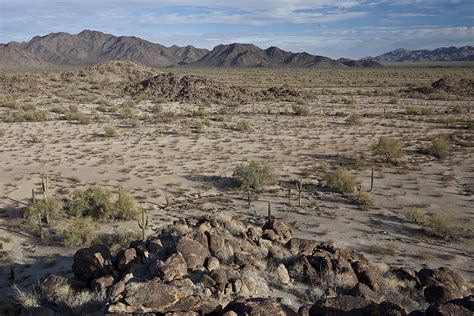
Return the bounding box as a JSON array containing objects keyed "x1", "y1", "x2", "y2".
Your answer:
[{"x1": 24, "y1": 214, "x2": 473, "y2": 315}]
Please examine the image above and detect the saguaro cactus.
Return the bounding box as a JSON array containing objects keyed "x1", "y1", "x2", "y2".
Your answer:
[
  {"x1": 138, "y1": 208, "x2": 149, "y2": 241},
  {"x1": 295, "y1": 179, "x2": 304, "y2": 207},
  {"x1": 32, "y1": 188, "x2": 43, "y2": 240},
  {"x1": 369, "y1": 167, "x2": 374, "y2": 192},
  {"x1": 41, "y1": 174, "x2": 50, "y2": 224},
  {"x1": 266, "y1": 200, "x2": 272, "y2": 219},
  {"x1": 288, "y1": 188, "x2": 292, "y2": 206}
]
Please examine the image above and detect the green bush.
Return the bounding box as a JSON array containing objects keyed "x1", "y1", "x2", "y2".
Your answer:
[
  {"x1": 114, "y1": 188, "x2": 139, "y2": 220},
  {"x1": 24, "y1": 197, "x2": 63, "y2": 222},
  {"x1": 405, "y1": 208, "x2": 427, "y2": 224},
  {"x1": 233, "y1": 161, "x2": 277, "y2": 190},
  {"x1": 63, "y1": 217, "x2": 98, "y2": 247},
  {"x1": 325, "y1": 167, "x2": 357, "y2": 194},
  {"x1": 372, "y1": 137, "x2": 405, "y2": 163},
  {"x1": 427, "y1": 214, "x2": 457, "y2": 240},
  {"x1": 235, "y1": 119, "x2": 251, "y2": 132},
  {"x1": 292, "y1": 104, "x2": 309, "y2": 116},
  {"x1": 345, "y1": 113, "x2": 363, "y2": 125},
  {"x1": 64, "y1": 111, "x2": 91, "y2": 124},
  {"x1": 103, "y1": 126, "x2": 118, "y2": 137},
  {"x1": 68, "y1": 186, "x2": 112, "y2": 219},
  {"x1": 427, "y1": 137, "x2": 452, "y2": 159}
]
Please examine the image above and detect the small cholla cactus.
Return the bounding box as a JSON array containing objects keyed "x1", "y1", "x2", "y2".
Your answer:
[{"x1": 295, "y1": 179, "x2": 304, "y2": 207}]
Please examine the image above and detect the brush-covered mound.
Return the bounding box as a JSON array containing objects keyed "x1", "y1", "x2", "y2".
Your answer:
[
  {"x1": 11, "y1": 214, "x2": 473, "y2": 315},
  {"x1": 127, "y1": 72, "x2": 253, "y2": 103}
]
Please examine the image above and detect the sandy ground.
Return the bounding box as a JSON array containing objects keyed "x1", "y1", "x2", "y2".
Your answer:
[{"x1": 0, "y1": 67, "x2": 473, "y2": 298}]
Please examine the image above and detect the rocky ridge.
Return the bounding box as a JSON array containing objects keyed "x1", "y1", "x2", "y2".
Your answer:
[{"x1": 11, "y1": 214, "x2": 473, "y2": 315}]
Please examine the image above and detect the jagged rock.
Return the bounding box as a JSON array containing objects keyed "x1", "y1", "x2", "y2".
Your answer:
[
  {"x1": 72, "y1": 244, "x2": 114, "y2": 282},
  {"x1": 424, "y1": 285, "x2": 458, "y2": 305},
  {"x1": 351, "y1": 261, "x2": 383, "y2": 291},
  {"x1": 448, "y1": 295, "x2": 474, "y2": 311},
  {"x1": 307, "y1": 295, "x2": 372, "y2": 315},
  {"x1": 147, "y1": 238, "x2": 167, "y2": 258},
  {"x1": 286, "y1": 238, "x2": 318, "y2": 256},
  {"x1": 418, "y1": 267, "x2": 467, "y2": 296},
  {"x1": 350, "y1": 282, "x2": 383, "y2": 303},
  {"x1": 154, "y1": 252, "x2": 188, "y2": 282},
  {"x1": 391, "y1": 267, "x2": 421, "y2": 288},
  {"x1": 425, "y1": 303, "x2": 472, "y2": 316},
  {"x1": 277, "y1": 264, "x2": 290, "y2": 284},
  {"x1": 290, "y1": 255, "x2": 320, "y2": 285},
  {"x1": 176, "y1": 238, "x2": 210, "y2": 269},
  {"x1": 206, "y1": 256, "x2": 220, "y2": 272},
  {"x1": 223, "y1": 297, "x2": 298, "y2": 315},
  {"x1": 262, "y1": 219, "x2": 292, "y2": 243},
  {"x1": 90, "y1": 275, "x2": 115, "y2": 292},
  {"x1": 246, "y1": 227, "x2": 260, "y2": 244},
  {"x1": 116, "y1": 248, "x2": 137, "y2": 272}
]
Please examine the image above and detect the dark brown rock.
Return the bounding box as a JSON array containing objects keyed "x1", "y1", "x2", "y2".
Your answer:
[
  {"x1": 262, "y1": 219, "x2": 292, "y2": 243},
  {"x1": 425, "y1": 303, "x2": 472, "y2": 316},
  {"x1": 223, "y1": 297, "x2": 298, "y2": 315},
  {"x1": 72, "y1": 244, "x2": 114, "y2": 282},
  {"x1": 350, "y1": 282, "x2": 383, "y2": 303},
  {"x1": 90, "y1": 275, "x2": 115, "y2": 292},
  {"x1": 176, "y1": 238, "x2": 210, "y2": 270},
  {"x1": 424, "y1": 285, "x2": 458, "y2": 305},
  {"x1": 116, "y1": 248, "x2": 137, "y2": 272},
  {"x1": 351, "y1": 261, "x2": 383, "y2": 291},
  {"x1": 155, "y1": 252, "x2": 188, "y2": 282},
  {"x1": 308, "y1": 295, "x2": 372, "y2": 315}
]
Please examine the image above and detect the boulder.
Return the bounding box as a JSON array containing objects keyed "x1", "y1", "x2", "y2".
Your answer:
[
  {"x1": 425, "y1": 303, "x2": 472, "y2": 316},
  {"x1": 223, "y1": 297, "x2": 298, "y2": 316},
  {"x1": 418, "y1": 267, "x2": 466, "y2": 295},
  {"x1": 154, "y1": 252, "x2": 188, "y2": 282},
  {"x1": 308, "y1": 295, "x2": 372, "y2": 315},
  {"x1": 276, "y1": 264, "x2": 290, "y2": 285},
  {"x1": 90, "y1": 275, "x2": 115, "y2": 292},
  {"x1": 424, "y1": 285, "x2": 458, "y2": 305},
  {"x1": 72, "y1": 244, "x2": 114, "y2": 282},
  {"x1": 351, "y1": 261, "x2": 383, "y2": 291},
  {"x1": 206, "y1": 256, "x2": 220, "y2": 272},
  {"x1": 262, "y1": 219, "x2": 292, "y2": 243},
  {"x1": 116, "y1": 248, "x2": 137, "y2": 272},
  {"x1": 176, "y1": 238, "x2": 210, "y2": 269}
]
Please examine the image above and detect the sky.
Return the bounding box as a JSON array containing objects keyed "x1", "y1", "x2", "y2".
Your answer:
[{"x1": 0, "y1": 0, "x2": 473, "y2": 59}]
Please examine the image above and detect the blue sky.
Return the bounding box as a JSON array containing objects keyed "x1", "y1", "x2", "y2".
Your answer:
[{"x1": 0, "y1": 0, "x2": 472, "y2": 58}]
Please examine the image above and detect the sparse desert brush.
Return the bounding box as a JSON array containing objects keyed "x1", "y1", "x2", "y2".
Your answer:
[
  {"x1": 129, "y1": 117, "x2": 140, "y2": 128},
  {"x1": 24, "y1": 197, "x2": 63, "y2": 223},
  {"x1": 324, "y1": 167, "x2": 357, "y2": 194},
  {"x1": 405, "y1": 208, "x2": 427, "y2": 224},
  {"x1": 235, "y1": 119, "x2": 251, "y2": 132},
  {"x1": 50, "y1": 105, "x2": 67, "y2": 114},
  {"x1": 194, "y1": 120, "x2": 205, "y2": 134},
  {"x1": 292, "y1": 103, "x2": 309, "y2": 116},
  {"x1": 357, "y1": 191, "x2": 374, "y2": 209},
  {"x1": 114, "y1": 187, "x2": 140, "y2": 220},
  {"x1": 347, "y1": 157, "x2": 367, "y2": 170},
  {"x1": 0, "y1": 128, "x2": 5, "y2": 137},
  {"x1": 427, "y1": 214, "x2": 457, "y2": 240},
  {"x1": 451, "y1": 105, "x2": 465, "y2": 114},
  {"x1": 154, "y1": 111, "x2": 176, "y2": 123},
  {"x1": 388, "y1": 97, "x2": 398, "y2": 104},
  {"x1": 103, "y1": 126, "x2": 118, "y2": 137},
  {"x1": 426, "y1": 137, "x2": 452, "y2": 159},
  {"x1": 149, "y1": 103, "x2": 163, "y2": 114},
  {"x1": 63, "y1": 216, "x2": 98, "y2": 247},
  {"x1": 192, "y1": 106, "x2": 208, "y2": 117},
  {"x1": 372, "y1": 137, "x2": 405, "y2": 164},
  {"x1": 345, "y1": 113, "x2": 363, "y2": 125},
  {"x1": 106, "y1": 229, "x2": 142, "y2": 254}
]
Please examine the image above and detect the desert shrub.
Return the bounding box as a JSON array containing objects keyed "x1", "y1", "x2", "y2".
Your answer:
[
  {"x1": 64, "y1": 111, "x2": 91, "y2": 124},
  {"x1": 68, "y1": 186, "x2": 113, "y2": 219},
  {"x1": 347, "y1": 157, "x2": 367, "y2": 170},
  {"x1": 324, "y1": 167, "x2": 357, "y2": 194},
  {"x1": 154, "y1": 111, "x2": 176, "y2": 123},
  {"x1": 345, "y1": 113, "x2": 363, "y2": 125},
  {"x1": 194, "y1": 120, "x2": 205, "y2": 134},
  {"x1": 452, "y1": 105, "x2": 465, "y2": 114},
  {"x1": 0, "y1": 96, "x2": 17, "y2": 108},
  {"x1": 405, "y1": 208, "x2": 427, "y2": 224},
  {"x1": 120, "y1": 106, "x2": 134, "y2": 119},
  {"x1": 357, "y1": 191, "x2": 374, "y2": 209},
  {"x1": 103, "y1": 126, "x2": 118, "y2": 137},
  {"x1": 24, "y1": 198, "x2": 63, "y2": 222},
  {"x1": 0, "y1": 128, "x2": 5, "y2": 137},
  {"x1": 63, "y1": 216, "x2": 98, "y2": 247},
  {"x1": 372, "y1": 137, "x2": 405, "y2": 163},
  {"x1": 420, "y1": 108, "x2": 434, "y2": 115},
  {"x1": 113, "y1": 188, "x2": 139, "y2": 220},
  {"x1": 235, "y1": 119, "x2": 251, "y2": 132},
  {"x1": 233, "y1": 161, "x2": 277, "y2": 190},
  {"x1": 427, "y1": 137, "x2": 452, "y2": 159},
  {"x1": 292, "y1": 103, "x2": 309, "y2": 116},
  {"x1": 107, "y1": 229, "x2": 142, "y2": 254},
  {"x1": 192, "y1": 107, "x2": 208, "y2": 117},
  {"x1": 406, "y1": 106, "x2": 419, "y2": 115},
  {"x1": 51, "y1": 105, "x2": 67, "y2": 114},
  {"x1": 427, "y1": 214, "x2": 457, "y2": 240},
  {"x1": 129, "y1": 117, "x2": 140, "y2": 128},
  {"x1": 388, "y1": 97, "x2": 398, "y2": 104},
  {"x1": 149, "y1": 104, "x2": 163, "y2": 114}
]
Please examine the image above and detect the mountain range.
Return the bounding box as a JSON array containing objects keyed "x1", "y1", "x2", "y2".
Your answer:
[
  {"x1": 0, "y1": 30, "x2": 472, "y2": 69},
  {"x1": 363, "y1": 46, "x2": 474, "y2": 62}
]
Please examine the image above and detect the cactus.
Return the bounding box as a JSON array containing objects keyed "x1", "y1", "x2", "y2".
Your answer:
[
  {"x1": 266, "y1": 200, "x2": 272, "y2": 219},
  {"x1": 247, "y1": 189, "x2": 251, "y2": 208},
  {"x1": 137, "y1": 208, "x2": 148, "y2": 241},
  {"x1": 295, "y1": 179, "x2": 304, "y2": 207},
  {"x1": 369, "y1": 167, "x2": 374, "y2": 192},
  {"x1": 288, "y1": 188, "x2": 292, "y2": 206},
  {"x1": 41, "y1": 174, "x2": 50, "y2": 224},
  {"x1": 32, "y1": 188, "x2": 43, "y2": 240}
]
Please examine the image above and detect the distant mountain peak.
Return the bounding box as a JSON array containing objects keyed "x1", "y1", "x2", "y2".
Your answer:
[{"x1": 365, "y1": 46, "x2": 474, "y2": 62}]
